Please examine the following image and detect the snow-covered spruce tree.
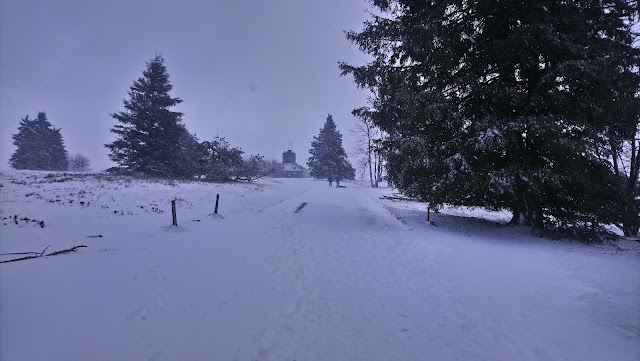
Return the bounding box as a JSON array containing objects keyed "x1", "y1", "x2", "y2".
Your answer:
[
  {"x1": 340, "y1": 0, "x2": 639, "y2": 233},
  {"x1": 10, "y1": 112, "x2": 68, "y2": 171},
  {"x1": 106, "y1": 53, "x2": 196, "y2": 178},
  {"x1": 308, "y1": 114, "x2": 355, "y2": 183}
]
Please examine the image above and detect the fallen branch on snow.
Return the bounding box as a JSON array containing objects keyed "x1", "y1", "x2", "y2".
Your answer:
[
  {"x1": 0, "y1": 245, "x2": 50, "y2": 257},
  {"x1": 45, "y1": 245, "x2": 87, "y2": 257},
  {"x1": 294, "y1": 202, "x2": 308, "y2": 213},
  {"x1": 0, "y1": 245, "x2": 86, "y2": 264},
  {"x1": 379, "y1": 194, "x2": 417, "y2": 202}
]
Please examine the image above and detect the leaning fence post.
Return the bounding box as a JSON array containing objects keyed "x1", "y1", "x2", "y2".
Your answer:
[
  {"x1": 214, "y1": 194, "x2": 220, "y2": 214},
  {"x1": 427, "y1": 205, "x2": 430, "y2": 222},
  {"x1": 171, "y1": 199, "x2": 177, "y2": 226}
]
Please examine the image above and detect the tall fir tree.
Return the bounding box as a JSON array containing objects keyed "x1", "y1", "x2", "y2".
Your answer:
[
  {"x1": 106, "y1": 53, "x2": 195, "y2": 178},
  {"x1": 10, "y1": 112, "x2": 68, "y2": 171},
  {"x1": 341, "y1": 0, "x2": 639, "y2": 234},
  {"x1": 308, "y1": 114, "x2": 356, "y2": 182}
]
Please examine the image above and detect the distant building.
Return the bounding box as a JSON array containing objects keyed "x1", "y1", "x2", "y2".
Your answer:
[
  {"x1": 271, "y1": 150, "x2": 309, "y2": 178},
  {"x1": 282, "y1": 149, "x2": 296, "y2": 164}
]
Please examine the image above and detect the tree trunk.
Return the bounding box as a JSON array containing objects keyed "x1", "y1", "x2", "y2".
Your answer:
[
  {"x1": 508, "y1": 189, "x2": 525, "y2": 225},
  {"x1": 368, "y1": 141, "x2": 374, "y2": 188},
  {"x1": 530, "y1": 206, "x2": 545, "y2": 230},
  {"x1": 509, "y1": 185, "x2": 544, "y2": 229},
  {"x1": 523, "y1": 193, "x2": 545, "y2": 230},
  {"x1": 509, "y1": 180, "x2": 526, "y2": 226},
  {"x1": 622, "y1": 139, "x2": 640, "y2": 236},
  {"x1": 622, "y1": 201, "x2": 639, "y2": 237},
  {"x1": 372, "y1": 151, "x2": 379, "y2": 188},
  {"x1": 509, "y1": 209, "x2": 523, "y2": 225},
  {"x1": 610, "y1": 138, "x2": 620, "y2": 176},
  {"x1": 375, "y1": 151, "x2": 383, "y2": 187}
]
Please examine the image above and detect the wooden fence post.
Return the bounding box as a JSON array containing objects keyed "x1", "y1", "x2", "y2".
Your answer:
[
  {"x1": 214, "y1": 194, "x2": 220, "y2": 214},
  {"x1": 171, "y1": 200, "x2": 177, "y2": 226}
]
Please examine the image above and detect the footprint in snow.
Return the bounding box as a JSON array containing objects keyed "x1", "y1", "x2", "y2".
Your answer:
[{"x1": 127, "y1": 294, "x2": 166, "y2": 322}]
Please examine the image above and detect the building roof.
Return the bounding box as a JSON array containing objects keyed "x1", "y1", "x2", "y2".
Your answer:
[{"x1": 283, "y1": 163, "x2": 306, "y2": 172}]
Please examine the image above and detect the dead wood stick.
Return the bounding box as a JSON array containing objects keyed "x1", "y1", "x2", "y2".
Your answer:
[
  {"x1": 45, "y1": 245, "x2": 87, "y2": 257},
  {"x1": 0, "y1": 255, "x2": 40, "y2": 263},
  {"x1": 39, "y1": 245, "x2": 51, "y2": 256},
  {"x1": 0, "y1": 245, "x2": 50, "y2": 257},
  {"x1": 379, "y1": 195, "x2": 417, "y2": 201},
  {"x1": 1, "y1": 245, "x2": 86, "y2": 263},
  {"x1": 0, "y1": 251, "x2": 40, "y2": 256}
]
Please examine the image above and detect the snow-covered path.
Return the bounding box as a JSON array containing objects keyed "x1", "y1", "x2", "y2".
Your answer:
[
  {"x1": 1, "y1": 173, "x2": 638, "y2": 361},
  {"x1": 250, "y1": 184, "x2": 639, "y2": 361}
]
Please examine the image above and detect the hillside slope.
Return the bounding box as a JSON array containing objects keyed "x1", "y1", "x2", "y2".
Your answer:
[{"x1": 1, "y1": 171, "x2": 638, "y2": 361}]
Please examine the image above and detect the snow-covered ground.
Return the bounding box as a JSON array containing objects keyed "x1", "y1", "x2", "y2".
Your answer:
[{"x1": 1, "y1": 170, "x2": 638, "y2": 361}]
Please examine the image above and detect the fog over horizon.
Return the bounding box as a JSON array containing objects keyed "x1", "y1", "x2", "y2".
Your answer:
[{"x1": 1, "y1": 0, "x2": 372, "y2": 171}]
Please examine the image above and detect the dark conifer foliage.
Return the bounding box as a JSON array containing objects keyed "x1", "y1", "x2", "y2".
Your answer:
[
  {"x1": 308, "y1": 114, "x2": 356, "y2": 182},
  {"x1": 10, "y1": 112, "x2": 68, "y2": 171},
  {"x1": 106, "y1": 53, "x2": 193, "y2": 178},
  {"x1": 105, "y1": 53, "x2": 264, "y2": 183},
  {"x1": 341, "y1": 0, "x2": 640, "y2": 234},
  {"x1": 192, "y1": 136, "x2": 245, "y2": 182}
]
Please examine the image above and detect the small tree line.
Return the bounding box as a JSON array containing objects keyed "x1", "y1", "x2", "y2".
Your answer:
[
  {"x1": 8, "y1": 54, "x2": 271, "y2": 182},
  {"x1": 104, "y1": 54, "x2": 270, "y2": 182},
  {"x1": 9, "y1": 112, "x2": 90, "y2": 172},
  {"x1": 9, "y1": 53, "x2": 353, "y2": 184}
]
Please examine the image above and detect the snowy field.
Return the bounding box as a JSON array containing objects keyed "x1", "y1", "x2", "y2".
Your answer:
[{"x1": 0, "y1": 170, "x2": 638, "y2": 361}]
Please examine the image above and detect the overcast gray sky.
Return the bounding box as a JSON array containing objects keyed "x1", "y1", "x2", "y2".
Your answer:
[{"x1": 0, "y1": 0, "x2": 372, "y2": 171}]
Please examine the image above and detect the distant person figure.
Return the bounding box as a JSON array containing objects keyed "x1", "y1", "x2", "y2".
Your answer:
[
  {"x1": 328, "y1": 176, "x2": 333, "y2": 186},
  {"x1": 335, "y1": 177, "x2": 341, "y2": 187}
]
